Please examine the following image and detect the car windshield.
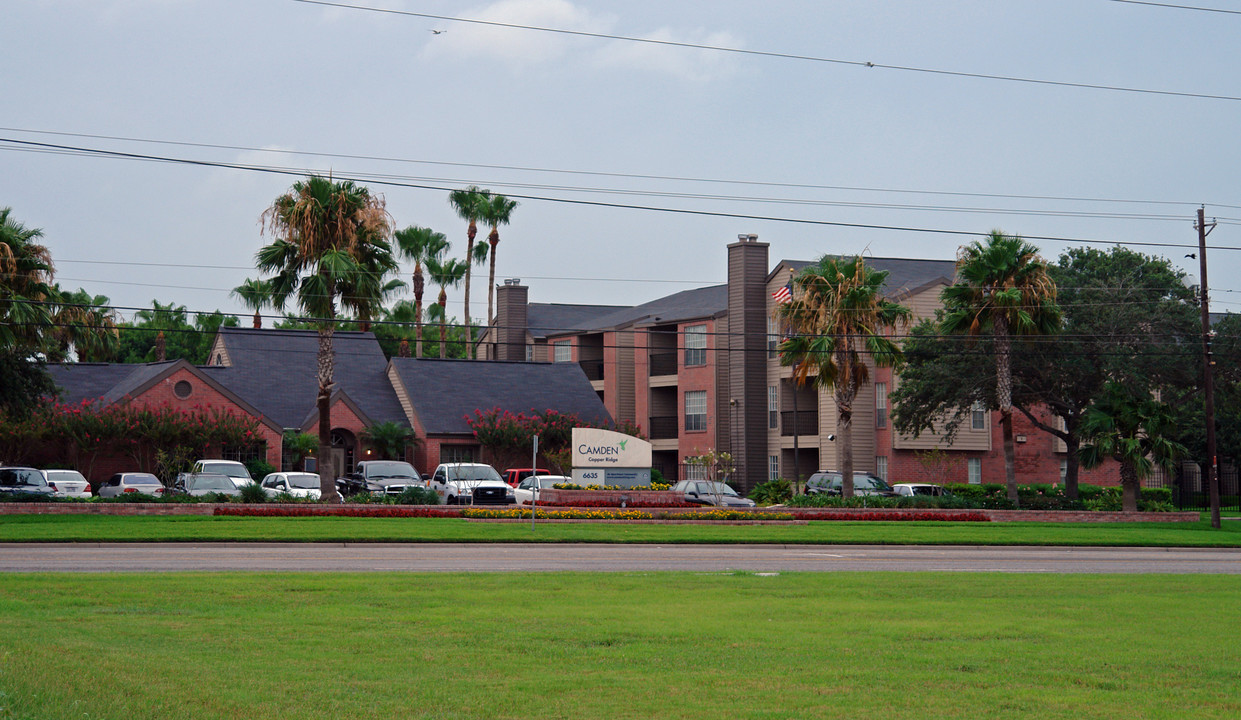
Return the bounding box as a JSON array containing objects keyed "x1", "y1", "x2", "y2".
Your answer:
[
  {"x1": 202, "y1": 462, "x2": 249, "y2": 479},
  {"x1": 286, "y1": 474, "x2": 319, "y2": 489},
  {"x1": 125, "y1": 474, "x2": 162, "y2": 486},
  {"x1": 364, "y1": 462, "x2": 418, "y2": 479},
  {"x1": 446, "y1": 465, "x2": 502, "y2": 482},
  {"x1": 0, "y1": 468, "x2": 46, "y2": 487},
  {"x1": 47, "y1": 470, "x2": 86, "y2": 482},
  {"x1": 190, "y1": 474, "x2": 234, "y2": 490}
]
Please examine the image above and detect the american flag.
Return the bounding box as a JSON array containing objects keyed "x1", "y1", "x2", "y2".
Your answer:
[{"x1": 771, "y1": 284, "x2": 792, "y2": 305}]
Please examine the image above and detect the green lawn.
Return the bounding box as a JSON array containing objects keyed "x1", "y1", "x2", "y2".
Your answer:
[
  {"x1": 0, "y1": 572, "x2": 1237, "y2": 719},
  {"x1": 2, "y1": 514, "x2": 1241, "y2": 546}
]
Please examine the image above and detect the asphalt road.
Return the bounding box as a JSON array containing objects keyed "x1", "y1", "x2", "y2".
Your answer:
[{"x1": 2, "y1": 543, "x2": 1240, "y2": 573}]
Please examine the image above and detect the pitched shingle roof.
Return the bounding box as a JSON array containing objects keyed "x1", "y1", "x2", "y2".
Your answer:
[
  {"x1": 209, "y1": 327, "x2": 407, "y2": 429},
  {"x1": 47, "y1": 362, "x2": 171, "y2": 406},
  {"x1": 542, "y1": 284, "x2": 728, "y2": 336},
  {"x1": 777, "y1": 257, "x2": 956, "y2": 297},
  {"x1": 389, "y1": 357, "x2": 612, "y2": 435}
]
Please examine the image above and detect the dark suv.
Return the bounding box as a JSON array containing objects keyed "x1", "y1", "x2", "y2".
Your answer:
[
  {"x1": 805, "y1": 471, "x2": 896, "y2": 496},
  {"x1": 0, "y1": 466, "x2": 56, "y2": 497}
]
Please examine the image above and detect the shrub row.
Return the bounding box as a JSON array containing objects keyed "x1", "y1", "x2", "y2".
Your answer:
[{"x1": 214, "y1": 506, "x2": 458, "y2": 518}]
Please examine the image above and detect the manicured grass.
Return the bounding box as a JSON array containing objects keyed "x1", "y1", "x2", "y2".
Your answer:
[
  {"x1": 0, "y1": 572, "x2": 1237, "y2": 719},
  {"x1": 2, "y1": 514, "x2": 1241, "y2": 545}
]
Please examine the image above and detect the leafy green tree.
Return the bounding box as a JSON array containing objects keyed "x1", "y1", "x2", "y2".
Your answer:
[
  {"x1": 47, "y1": 287, "x2": 121, "y2": 362},
  {"x1": 774, "y1": 255, "x2": 910, "y2": 498},
  {"x1": 117, "y1": 300, "x2": 238, "y2": 364},
  {"x1": 256, "y1": 175, "x2": 394, "y2": 500},
  {"x1": 0, "y1": 207, "x2": 55, "y2": 352},
  {"x1": 479, "y1": 193, "x2": 518, "y2": 348},
  {"x1": 0, "y1": 349, "x2": 57, "y2": 420},
  {"x1": 1079, "y1": 381, "x2": 1186, "y2": 512},
  {"x1": 940, "y1": 231, "x2": 1061, "y2": 504},
  {"x1": 282, "y1": 431, "x2": 319, "y2": 471},
  {"x1": 361, "y1": 421, "x2": 417, "y2": 460},
  {"x1": 448, "y1": 187, "x2": 491, "y2": 359},
  {"x1": 393, "y1": 226, "x2": 449, "y2": 357}
]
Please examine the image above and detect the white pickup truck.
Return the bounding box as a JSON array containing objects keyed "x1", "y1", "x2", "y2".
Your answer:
[{"x1": 427, "y1": 463, "x2": 514, "y2": 505}]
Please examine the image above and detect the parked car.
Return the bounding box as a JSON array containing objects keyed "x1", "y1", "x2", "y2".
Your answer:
[
  {"x1": 343, "y1": 460, "x2": 423, "y2": 497},
  {"x1": 428, "y1": 463, "x2": 514, "y2": 505},
  {"x1": 40, "y1": 469, "x2": 92, "y2": 498},
  {"x1": 175, "y1": 473, "x2": 242, "y2": 497},
  {"x1": 892, "y1": 483, "x2": 951, "y2": 497},
  {"x1": 805, "y1": 472, "x2": 896, "y2": 497},
  {"x1": 260, "y1": 472, "x2": 323, "y2": 500},
  {"x1": 0, "y1": 466, "x2": 56, "y2": 498},
  {"x1": 503, "y1": 467, "x2": 552, "y2": 488},
  {"x1": 179, "y1": 460, "x2": 253, "y2": 490},
  {"x1": 97, "y1": 472, "x2": 166, "y2": 498},
  {"x1": 672, "y1": 480, "x2": 756, "y2": 508},
  {"x1": 513, "y1": 475, "x2": 572, "y2": 505}
]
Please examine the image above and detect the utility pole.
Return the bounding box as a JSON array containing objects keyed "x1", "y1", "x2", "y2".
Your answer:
[{"x1": 1196, "y1": 206, "x2": 1221, "y2": 530}]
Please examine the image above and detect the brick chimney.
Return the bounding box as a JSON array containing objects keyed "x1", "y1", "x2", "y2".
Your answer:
[
  {"x1": 726, "y1": 233, "x2": 769, "y2": 492},
  {"x1": 495, "y1": 279, "x2": 529, "y2": 361}
]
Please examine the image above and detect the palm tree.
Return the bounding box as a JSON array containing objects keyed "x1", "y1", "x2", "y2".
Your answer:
[
  {"x1": 479, "y1": 193, "x2": 518, "y2": 356},
  {"x1": 393, "y1": 226, "x2": 449, "y2": 357},
  {"x1": 339, "y1": 233, "x2": 402, "y2": 332},
  {"x1": 361, "y1": 420, "x2": 418, "y2": 460},
  {"x1": 775, "y1": 255, "x2": 911, "y2": 498},
  {"x1": 426, "y1": 255, "x2": 467, "y2": 359},
  {"x1": 231, "y1": 278, "x2": 272, "y2": 329},
  {"x1": 940, "y1": 230, "x2": 1062, "y2": 504},
  {"x1": 1079, "y1": 381, "x2": 1185, "y2": 513},
  {"x1": 0, "y1": 207, "x2": 55, "y2": 352},
  {"x1": 448, "y1": 186, "x2": 490, "y2": 359},
  {"x1": 256, "y1": 175, "x2": 393, "y2": 501},
  {"x1": 48, "y1": 287, "x2": 120, "y2": 362}
]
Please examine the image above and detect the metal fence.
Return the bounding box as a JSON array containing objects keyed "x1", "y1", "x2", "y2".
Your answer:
[{"x1": 1145, "y1": 461, "x2": 1240, "y2": 512}]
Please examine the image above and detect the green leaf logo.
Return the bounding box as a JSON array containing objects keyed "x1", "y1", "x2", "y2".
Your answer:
[{"x1": 618, "y1": 440, "x2": 627, "y2": 451}]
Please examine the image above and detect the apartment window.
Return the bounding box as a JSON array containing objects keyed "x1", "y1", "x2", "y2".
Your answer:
[
  {"x1": 525, "y1": 344, "x2": 533, "y2": 362},
  {"x1": 768, "y1": 386, "x2": 779, "y2": 429},
  {"x1": 876, "y1": 456, "x2": 888, "y2": 482},
  {"x1": 553, "y1": 341, "x2": 571, "y2": 363},
  {"x1": 767, "y1": 317, "x2": 780, "y2": 358},
  {"x1": 875, "y1": 382, "x2": 888, "y2": 429},
  {"x1": 685, "y1": 390, "x2": 707, "y2": 432},
  {"x1": 769, "y1": 455, "x2": 780, "y2": 481},
  {"x1": 1060, "y1": 458, "x2": 1068, "y2": 483},
  {"x1": 971, "y1": 401, "x2": 986, "y2": 430},
  {"x1": 968, "y1": 458, "x2": 982, "y2": 484},
  {"x1": 442, "y1": 446, "x2": 477, "y2": 463},
  {"x1": 684, "y1": 325, "x2": 707, "y2": 366}
]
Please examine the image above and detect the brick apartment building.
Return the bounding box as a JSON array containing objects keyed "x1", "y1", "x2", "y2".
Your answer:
[{"x1": 483, "y1": 234, "x2": 1120, "y2": 491}]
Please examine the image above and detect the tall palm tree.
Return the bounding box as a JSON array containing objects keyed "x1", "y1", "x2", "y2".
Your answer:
[
  {"x1": 0, "y1": 207, "x2": 55, "y2": 352},
  {"x1": 230, "y1": 278, "x2": 272, "y2": 329},
  {"x1": 448, "y1": 186, "x2": 490, "y2": 359},
  {"x1": 775, "y1": 255, "x2": 911, "y2": 498},
  {"x1": 339, "y1": 232, "x2": 402, "y2": 332},
  {"x1": 257, "y1": 175, "x2": 393, "y2": 501},
  {"x1": 480, "y1": 193, "x2": 518, "y2": 355},
  {"x1": 940, "y1": 230, "x2": 1062, "y2": 504},
  {"x1": 1079, "y1": 381, "x2": 1185, "y2": 513},
  {"x1": 426, "y1": 255, "x2": 467, "y2": 359},
  {"x1": 394, "y1": 225, "x2": 449, "y2": 357}
]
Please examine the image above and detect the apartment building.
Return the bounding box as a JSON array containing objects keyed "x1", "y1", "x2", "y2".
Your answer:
[{"x1": 486, "y1": 234, "x2": 1117, "y2": 491}]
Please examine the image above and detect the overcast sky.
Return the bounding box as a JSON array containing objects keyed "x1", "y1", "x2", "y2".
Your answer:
[{"x1": 4, "y1": 0, "x2": 1240, "y2": 327}]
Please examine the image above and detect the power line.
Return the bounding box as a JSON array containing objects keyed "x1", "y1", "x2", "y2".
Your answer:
[
  {"x1": 1109, "y1": 0, "x2": 1241, "y2": 15},
  {"x1": 292, "y1": 0, "x2": 1241, "y2": 103},
  {"x1": 2, "y1": 136, "x2": 1237, "y2": 254},
  {"x1": 6, "y1": 125, "x2": 1235, "y2": 211}
]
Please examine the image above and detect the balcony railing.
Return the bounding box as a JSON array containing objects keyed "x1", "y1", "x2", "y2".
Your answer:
[
  {"x1": 578, "y1": 359, "x2": 604, "y2": 381},
  {"x1": 649, "y1": 352, "x2": 678, "y2": 377},
  {"x1": 780, "y1": 410, "x2": 819, "y2": 437},
  {"x1": 649, "y1": 415, "x2": 679, "y2": 440}
]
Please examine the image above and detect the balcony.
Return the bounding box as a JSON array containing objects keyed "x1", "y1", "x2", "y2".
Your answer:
[
  {"x1": 649, "y1": 415, "x2": 679, "y2": 440},
  {"x1": 649, "y1": 352, "x2": 677, "y2": 377},
  {"x1": 780, "y1": 410, "x2": 819, "y2": 437},
  {"x1": 578, "y1": 359, "x2": 604, "y2": 381}
]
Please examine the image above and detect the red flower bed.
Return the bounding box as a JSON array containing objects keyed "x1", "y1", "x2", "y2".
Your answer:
[
  {"x1": 214, "y1": 506, "x2": 461, "y2": 518},
  {"x1": 526, "y1": 499, "x2": 699, "y2": 509},
  {"x1": 789, "y1": 510, "x2": 990, "y2": 522}
]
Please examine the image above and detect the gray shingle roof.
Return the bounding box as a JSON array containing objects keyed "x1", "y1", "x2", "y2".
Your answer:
[
  {"x1": 544, "y1": 284, "x2": 728, "y2": 336},
  {"x1": 389, "y1": 357, "x2": 612, "y2": 435},
  {"x1": 527, "y1": 303, "x2": 628, "y2": 339},
  {"x1": 210, "y1": 327, "x2": 408, "y2": 429},
  {"x1": 47, "y1": 363, "x2": 160, "y2": 406},
  {"x1": 778, "y1": 257, "x2": 956, "y2": 297}
]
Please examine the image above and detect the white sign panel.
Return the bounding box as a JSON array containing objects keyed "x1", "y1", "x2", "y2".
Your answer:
[{"x1": 572, "y1": 428, "x2": 652, "y2": 468}]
